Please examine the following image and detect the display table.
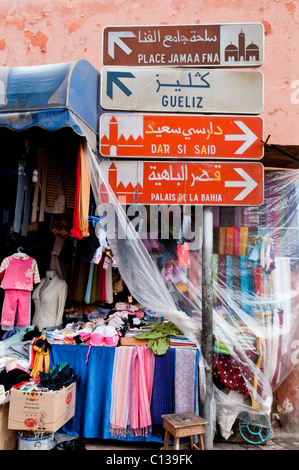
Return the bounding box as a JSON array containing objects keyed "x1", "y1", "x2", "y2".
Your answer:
[{"x1": 50, "y1": 344, "x2": 199, "y2": 442}]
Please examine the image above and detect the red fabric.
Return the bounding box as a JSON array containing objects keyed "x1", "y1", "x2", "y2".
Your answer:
[
  {"x1": 213, "y1": 351, "x2": 256, "y2": 398},
  {"x1": 177, "y1": 242, "x2": 189, "y2": 268},
  {"x1": 253, "y1": 266, "x2": 264, "y2": 297},
  {"x1": 71, "y1": 147, "x2": 83, "y2": 240}
]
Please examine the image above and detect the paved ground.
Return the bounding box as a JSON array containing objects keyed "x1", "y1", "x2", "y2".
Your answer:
[{"x1": 83, "y1": 430, "x2": 299, "y2": 451}]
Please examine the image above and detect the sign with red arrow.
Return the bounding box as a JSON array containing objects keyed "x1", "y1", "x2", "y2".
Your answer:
[
  {"x1": 100, "y1": 114, "x2": 263, "y2": 160},
  {"x1": 99, "y1": 161, "x2": 264, "y2": 206}
]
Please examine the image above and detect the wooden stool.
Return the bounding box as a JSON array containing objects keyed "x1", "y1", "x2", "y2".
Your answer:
[{"x1": 161, "y1": 412, "x2": 208, "y2": 450}]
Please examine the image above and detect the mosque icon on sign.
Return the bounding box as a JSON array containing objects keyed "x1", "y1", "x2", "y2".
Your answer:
[{"x1": 224, "y1": 29, "x2": 260, "y2": 63}]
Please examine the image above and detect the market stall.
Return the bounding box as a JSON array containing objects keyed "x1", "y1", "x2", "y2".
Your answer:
[
  {"x1": 0, "y1": 61, "x2": 298, "y2": 448},
  {"x1": 0, "y1": 61, "x2": 201, "y2": 447},
  {"x1": 86, "y1": 149, "x2": 299, "y2": 444}
]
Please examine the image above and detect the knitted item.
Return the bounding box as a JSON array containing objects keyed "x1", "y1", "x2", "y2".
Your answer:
[{"x1": 30, "y1": 336, "x2": 51, "y2": 378}]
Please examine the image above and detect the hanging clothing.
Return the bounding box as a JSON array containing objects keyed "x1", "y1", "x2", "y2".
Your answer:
[
  {"x1": 225, "y1": 227, "x2": 234, "y2": 255},
  {"x1": 110, "y1": 345, "x2": 155, "y2": 438},
  {"x1": 71, "y1": 145, "x2": 82, "y2": 240},
  {"x1": 32, "y1": 274, "x2": 68, "y2": 331},
  {"x1": 14, "y1": 153, "x2": 32, "y2": 236},
  {"x1": 105, "y1": 257, "x2": 113, "y2": 304},
  {"x1": 0, "y1": 255, "x2": 40, "y2": 291},
  {"x1": 174, "y1": 348, "x2": 197, "y2": 413},
  {"x1": 31, "y1": 147, "x2": 51, "y2": 223},
  {"x1": 71, "y1": 142, "x2": 91, "y2": 240},
  {"x1": 46, "y1": 151, "x2": 76, "y2": 210},
  {"x1": 129, "y1": 345, "x2": 155, "y2": 437},
  {"x1": 1, "y1": 290, "x2": 31, "y2": 328},
  {"x1": 0, "y1": 254, "x2": 40, "y2": 328}
]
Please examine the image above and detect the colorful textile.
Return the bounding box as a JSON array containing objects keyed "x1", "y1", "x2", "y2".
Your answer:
[
  {"x1": 150, "y1": 348, "x2": 175, "y2": 427},
  {"x1": 213, "y1": 351, "x2": 256, "y2": 398},
  {"x1": 71, "y1": 143, "x2": 91, "y2": 240},
  {"x1": 30, "y1": 336, "x2": 51, "y2": 378},
  {"x1": 174, "y1": 348, "x2": 197, "y2": 413},
  {"x1": 219, "y1": 227, "x2": 226, "y2": 255},
  {"x1": 110, "y1": 345, "x2": 155, "y2": 438},
  {"x1": 238, "y1": 227, "x2": 249, "y2": 256},
  {"x1": 129, "y1": 345, "x2": 155, "y2": 437},
  {"x1": 136, "y1": 322, "x2": 182, "y2": 355},
  {"x1": 71, "y1": 146, "x2": 83, "y2": 240},
  {"x1": 225, "y1": 227, "x2": 235, "y2": 255},
  {"x1": 0, "y1": 255, "x2": 40, "y2": 291},
  {"x1": 78, "y1": 143, "x2": 91, "y2": 238},
  {"x1": 1, "y1": 289, "x2": 31, "y2": 328},
  {"x1": 233, "y1": 227, "x2": 240, "y2": 256},
  {"x1": 110, "y1": 346, "x2": 134, "y2": 437}
]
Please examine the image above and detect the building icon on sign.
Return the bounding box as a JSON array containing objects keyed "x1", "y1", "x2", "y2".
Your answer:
[
  {"x1": 224, "y1": 29, "x2": 260, "y2": 62},
  {"x1": 100, "y1": 116, "x2": 143, "y2": 156},
  {"x1": 108, "y1": 162, "x2": 143, "y2": 197}
]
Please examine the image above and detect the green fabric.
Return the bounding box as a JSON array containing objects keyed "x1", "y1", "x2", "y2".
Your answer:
[
  {"x1": 135, "y1": 322, "x2": 182, "y2": 355},
  {"x1": 213, "y1": 340, "x2": 231, "y2": 355}
]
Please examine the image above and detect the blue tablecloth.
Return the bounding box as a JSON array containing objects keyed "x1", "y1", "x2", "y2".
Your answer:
[{"x1": 50, "y1": 344, "x2": 198, "y2": 441}]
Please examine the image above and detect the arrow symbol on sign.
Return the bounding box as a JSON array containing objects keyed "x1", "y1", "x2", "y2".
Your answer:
[
  {"x1": 225, "y1": 168, "x2": 258, "y2": 201},
  {"x1": 224, "y1": 120, "x2": 258, "y2": 154},
  {"x1": 106, "y1": 71, "x2": 135, "y2": 99},
  {"x1": 108, "y1": 31, "x2": 136, "y2": 59}
]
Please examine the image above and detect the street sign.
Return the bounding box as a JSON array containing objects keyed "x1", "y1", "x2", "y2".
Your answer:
[
  {"x1": 99, "y1": 161, "x2": 264, "y2": 206},
  {"x1": 100, "y1": 114, "x2": 264, "y2": 160},
  {"x1": 101, "y1": 67, "x2": 264, "y2": 114},
  {"x1": 102, "y1": 23, "x2": 264, "y2": 67}
]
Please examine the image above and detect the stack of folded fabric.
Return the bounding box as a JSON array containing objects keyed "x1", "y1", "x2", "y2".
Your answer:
[{"x1": 169, "y1": 335, "x2": 197, "y2": 348}]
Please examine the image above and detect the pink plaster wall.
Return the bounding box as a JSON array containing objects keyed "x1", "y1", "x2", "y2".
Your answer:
[
  {"x1": 0, "y1": 0, "x2": 298, "y2": 433},
  {"x1": 0, "y1": 0, "x2": 298, "y2": 145}
]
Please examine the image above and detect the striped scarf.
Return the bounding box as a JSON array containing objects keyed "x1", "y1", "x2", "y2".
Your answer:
[{"x1": 110, "y1": 345, "x2": 155, "y2": 438}]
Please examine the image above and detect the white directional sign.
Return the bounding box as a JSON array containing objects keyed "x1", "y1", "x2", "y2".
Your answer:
[{"x1": 101, "y1": 67, "x2": 264, "y2": 114}]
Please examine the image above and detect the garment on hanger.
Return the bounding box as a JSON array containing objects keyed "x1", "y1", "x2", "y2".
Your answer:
[
  {"x1": 31, "y1": 146, "x2": 51, "y2": 223},
  {"x1": 32, "y1": 271, "x2": 68, "y2": 331},
  {"x1": 0, "y1": 252, "x2": 40, "y2": 330},
  {"x1": 14, "y1": 145, "x2": 32, "y2": 237},
  {"x1": 46, "y1": 149, "x2": 76, "y2": 211}
]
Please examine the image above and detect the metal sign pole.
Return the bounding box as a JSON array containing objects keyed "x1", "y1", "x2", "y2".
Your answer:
[{"x1": 201, "y1": 205, "x2": 214, "y2": 450}]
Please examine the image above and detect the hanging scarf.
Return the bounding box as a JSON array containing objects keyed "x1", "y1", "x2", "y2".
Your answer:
[
  {"x1": 30, "y1": 336, "x2": 51, "y2": 378},
  {"x1": 78, "y1": 142, "x2": 91, "y2": 238},
  {"x1": 174, "y1": 348, "x2": 197, "y2": 413},
  {"x1": 129, "y1": 345, "x2": 155, "y2": 437},
  {"x1": 71, "y1": 142, "x2": 91, "y2": 240},
  {"x1": 109, "y1": 345, "x2": 155, "y2": 438},
  {"x1": 71, "y1": 146, "x2": 82, "y2": 240},
  {"x1": 110, "y1": 346, "x2": 134, "y2": 437}
]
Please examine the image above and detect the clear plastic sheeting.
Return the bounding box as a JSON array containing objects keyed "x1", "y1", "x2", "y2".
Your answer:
[{"x1": 85, "y1": 139, "x2": 299, "y2": 441}]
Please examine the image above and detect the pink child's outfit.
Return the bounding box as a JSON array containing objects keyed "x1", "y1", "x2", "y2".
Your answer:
[{"x1": 0, "y1": 254, "x2": 40, "y2": 329}]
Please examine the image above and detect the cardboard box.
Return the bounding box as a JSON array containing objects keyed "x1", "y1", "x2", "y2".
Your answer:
[
  {"x1": 0, "y1": 402, "x2": 17, "y2": 450},
  {"x1": 8, "y1": 382, "x2": 76, "y2": 433}
]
